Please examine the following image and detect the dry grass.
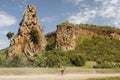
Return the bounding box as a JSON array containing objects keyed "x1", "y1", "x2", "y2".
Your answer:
[
  {"x1": 0, "y1": 68, "x2": 119, "y2": 80},
  {"x1": 0, "y1": 67, "x2": 120, "y2": 75},
  {"x1": 88, "y1": 77, "x2": 120, "y2": 80}
]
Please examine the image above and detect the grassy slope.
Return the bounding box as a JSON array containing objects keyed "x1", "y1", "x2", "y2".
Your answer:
[
  {"x1": 76, "y1": 35, "x2": 120, "y2": 62},
  {"x1": 46, "y1": 24, "x2": 120, "y2": 63}
]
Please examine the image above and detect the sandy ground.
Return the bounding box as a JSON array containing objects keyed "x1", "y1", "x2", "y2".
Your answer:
[{"x1": 0, "y1": 73, "x2": 120, "y2": 80}]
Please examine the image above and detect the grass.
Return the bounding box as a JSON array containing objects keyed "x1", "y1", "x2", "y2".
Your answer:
[{"x1": 88, "y1": 77, "x2": 120, "y2": 80}]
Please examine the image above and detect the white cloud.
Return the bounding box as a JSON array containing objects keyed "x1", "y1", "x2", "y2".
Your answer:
[
  {"x1": 98, "y1": 0, "x2": 119, "y2": 18},
  {"x1": 94, "y1": 0, "x2": 120, "y2": 27},
  {"x1": 68, "y1": 8, "x2": 97, "y2": 24},
  {"x1": 95, "y1": 0, "x2": 119, "y2": 4},
  {"x1": 63, "y1": 0, "x2": 83, "y2": 5},
  {"x1": 67, "y1": 0, "x2": 120, "y2": 27},
  {"x1": 41, "y1": 17, "x2": 55, "y2": 23},
  {"x1": 0, "y1": 12, "x2": 17, "y2": 27}
]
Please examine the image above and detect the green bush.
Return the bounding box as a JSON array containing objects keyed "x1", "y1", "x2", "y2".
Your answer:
[
  {"x1": 70, "y1": 54, "x2": 86, "y2": 66},
  {"x1": 28, "y1": 54, "x2": 47, "y2": 67},
  {"x1": 6, "y1": 54, "x2": 29, "y2": 67},
  {"x1": 46, "y1": 54, "x2": 61, "y2": 67},
  {"x1": 44, "y1": 49, "x2": 71, "y2": 67},
  {"x1": 93, "y1": 61, "x2": 113, "y2": 69},
  {"x1": 93, "y1": 60, "x2": 120, "y2": 69}
]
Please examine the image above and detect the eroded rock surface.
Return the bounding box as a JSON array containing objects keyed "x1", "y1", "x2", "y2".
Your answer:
[
  {"x1": 8, "y1": 5, "x2": 47, "y2": 57},
  {"x1": 55, "y1": 22, "x2": 80, "y2": 51},
  {"x1": 55, "y1": 22, "x2": 120, "y2": 51}
]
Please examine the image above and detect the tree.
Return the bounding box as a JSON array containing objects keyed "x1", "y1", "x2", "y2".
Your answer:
[{"x1": 6, "y1": 32, "x2": 14, "y2": 41}]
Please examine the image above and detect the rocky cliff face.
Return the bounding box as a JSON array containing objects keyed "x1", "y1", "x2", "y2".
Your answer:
[
  {"x1": 55, "y1": 22, "x2": 80, "y2": 51},
  {"x1": 55, "y1": 22, "x2": 120, "y2": 51},
  {"x1": 7, "y1": 5, "x2": 47, "y2": 57}
]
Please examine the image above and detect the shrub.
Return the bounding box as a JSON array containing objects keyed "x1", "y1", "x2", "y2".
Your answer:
[
  {"x1": 70, "y1": 54, "x2": 86, "y2": 66},
  {"x1": 44, "y1": 49, "x2": 71, "y2": 67},
  {"x1": 7, "y1": 55, "x2": 29, "y2": 67},
  {"x1": 0, "y1": 56, "x2": 8, "y2": 67},
  {"x1": 28, "y1": 54, "x2": 47, "y2": 67},
  {"x1": 93, "y1": 60, "x2": 114, "y2": 69},
  {"x1": 46, "y1": 54, "x2": 61, "y2": 67}
]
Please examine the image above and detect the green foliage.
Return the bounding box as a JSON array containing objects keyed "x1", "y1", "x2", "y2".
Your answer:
[
  {"x1": 6, "y1": 32, "x2": 14, "y2": 40},
  {"x1": 46, "y1": 54, "x2": 61, "y2": 67},
  {"x1": 0, "y1": 52, "x2": 30, "y2": 67},
  {"x1": 93, "y1": 60, "x2": 120, "y2": 69},
  {"x1": 76, "y1": 35, "x2": 120, "y2": 63},
  {"x1": 93, "y1": 61, "x2": 113, "y2": 69},
  {"x1": 28, "y1": 54, "x2": 47, "y2": 67},
  {"x1": 78, "y1": 24, "x2": 120, "y2": 34},
  {"x1": 45, "y1": 49, "x2": 69, "y2": 67},
  {"x1": 7, "y1": 55, "x2": 29, "y2": 67},
  {"x1": 8, "y1": 55, "x2": 23, "y2": 67},
  {"x1": 0, "y1": 56, "x2": 8, "y2": 67},
  {"x1": 45, "y1": 32, "x2": 56, "y2": 50},
  {"x1": 30, "y1": 28, "x2": 39, "y2": 44},
  {"x1": 70, "y1": 54, "x2": 86, "y2": 66},
  {"x1": 57, "y1": 21, "x2": 75, "y2": 29}
]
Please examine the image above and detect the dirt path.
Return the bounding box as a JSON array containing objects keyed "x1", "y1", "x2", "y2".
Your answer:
[{"x1": 0, "y1": 73, "x2": 120, "y2": 80}]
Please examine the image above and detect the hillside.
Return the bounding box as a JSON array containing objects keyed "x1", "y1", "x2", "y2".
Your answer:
[
  {"x1": 0, "y1": 21, "x2": 120, "y2": 68},
  {"x1": 45, "y1": 22, "x2": 120, "y2": 68}
]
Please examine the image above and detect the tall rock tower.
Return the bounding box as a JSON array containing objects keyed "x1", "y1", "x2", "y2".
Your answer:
[{"x1": 7, "y1": 5, "x2": 47, "y2": 57}]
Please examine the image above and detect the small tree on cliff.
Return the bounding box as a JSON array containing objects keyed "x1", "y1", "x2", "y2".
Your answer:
[
  {"x1": 30, "y1": 28, "x2": 39, "y2": 44},
  {"x1": 6, "y1": 32, "x2": 14, "y2": 41}
]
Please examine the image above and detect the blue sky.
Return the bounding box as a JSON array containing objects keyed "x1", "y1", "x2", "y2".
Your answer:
[{"x1": 0, "y1": 0, "x2": 120, "y2": 49}]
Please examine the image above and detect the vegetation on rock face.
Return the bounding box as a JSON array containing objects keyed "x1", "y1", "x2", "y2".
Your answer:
[
  {"x1": 45, "y1": 32, "x2": 56, "y2": 51},
  {"x1": 78, "y1": 24, "x2": 120, "y2": 35},
  {"x1": 30, "y1": 28, "x2": 39, "y2": 44}
]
